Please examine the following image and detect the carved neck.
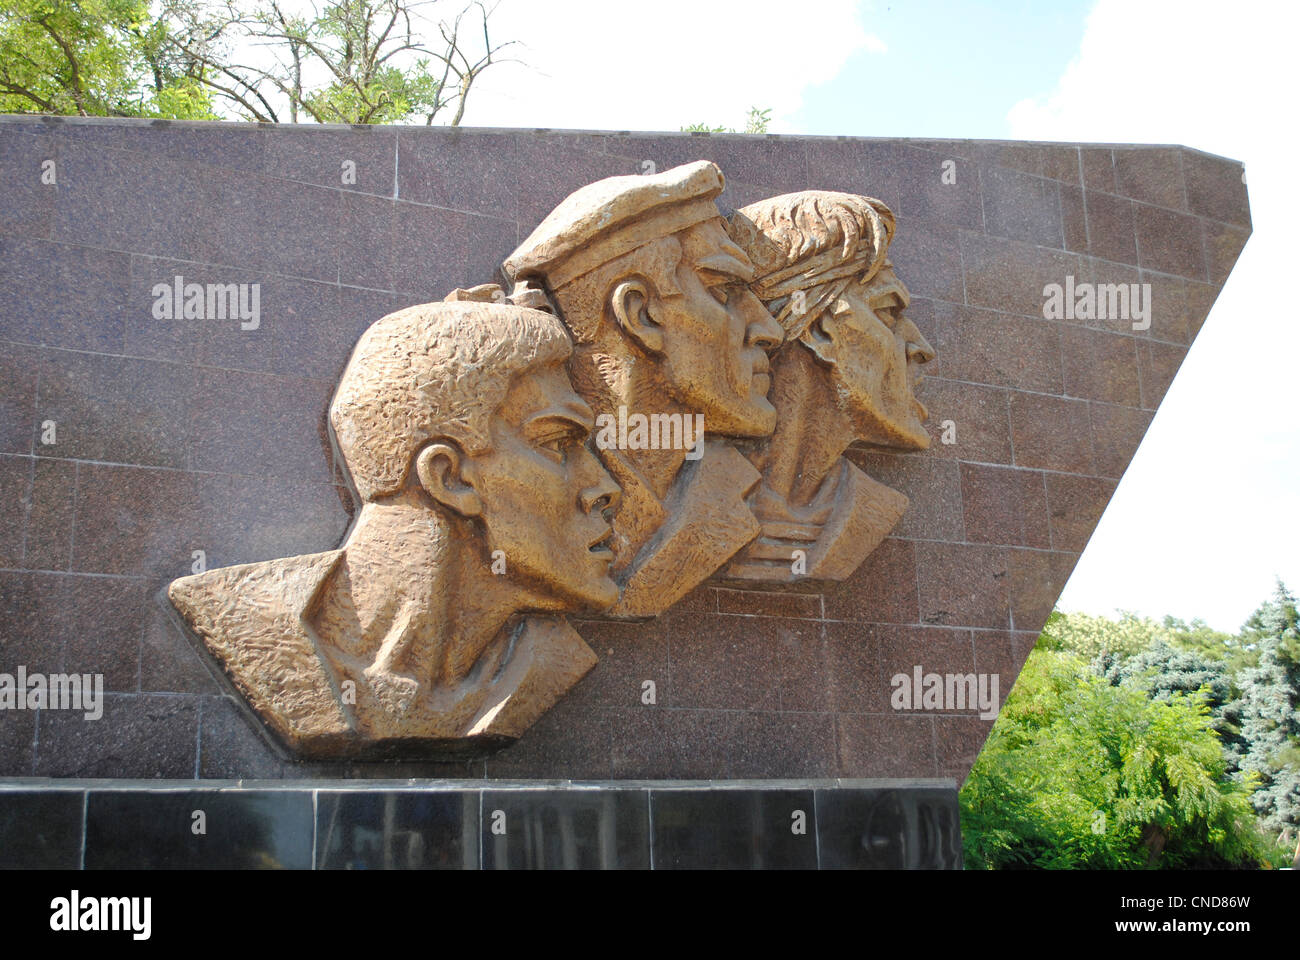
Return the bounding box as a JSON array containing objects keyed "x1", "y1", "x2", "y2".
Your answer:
[
  {"x1": 758, "y1": 345, "x2": 855, "y2": 510},
  {"x1": 571, "y1": 342, "x2": 689, "y2": 500},
  {"x1": 317, "y1": 493, "x2": 521, "y2": 691}
]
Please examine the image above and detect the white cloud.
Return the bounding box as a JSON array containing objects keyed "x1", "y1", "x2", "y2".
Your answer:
[
  {"x1": 1007, "y1": 0, "x2": 1300, "y2": 630},
  {"x1": 459, "y1": 0, "x2": 876, "y2": 133}
]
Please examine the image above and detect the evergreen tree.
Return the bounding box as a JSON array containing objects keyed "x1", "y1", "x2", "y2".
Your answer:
[
  {"x1": 1232, "y1": 581, "x2": 1300, "y2": 839},
  {"x1": 1095, "y1": 641, "x2": 1244, "y2": 758}
]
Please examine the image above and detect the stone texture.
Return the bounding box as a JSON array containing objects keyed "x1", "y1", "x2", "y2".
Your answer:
[
  {"x1": 0, "y1": 117, "x2": 1248, "y2": 784},
  {"x1": 1060, "y1": 326, "x2": 1142, "y2": 407},
  {"x1": 836, "y1": 713, "x2": 935, "y2": 778},
  {"x1": 889, "y1": 220, "x2": 964, "y2": 304},
  {"x1": 1081, "y1": 148, "x2": 1116, "y2": 193},
  {"x1": 960, "y1": 463, "x2": 1051, "y2": 549},
  {"x1": 962, "y1": 232, "x2": 1080, "y2": 319},
  {"x1": 935, "y1": 305, "x2": 1063, "y2": 394},
  {"x1": 896, "y1": 147, "x2": 982, "y2": 230},
  {"x1": 1089, "y1": 402, "x2": 1154, "y2": 478},
  {"x1": 1081, "y1": 191, "x2": 1138, "y2": 265},
  {"x1": 0, "y1": 343, "x2": 39, "y2": 455},
  {"x1": 1046, "y1": 474, "x2": 1118, "y2": 553},
  {"x1": 34, "y1": 694, "x2": 198, "y2": 778},
  {"x1": 1009, "y1": 392, "x2": 1096, "y2": 474},
  {"x1": 0, "y1": 236, "x2": 130, "y2": 352},
  {"x1": 914, "y1": 542, "x2": 1011, "y2": 631},
  {"x1": 910, "y1": 377, "x2": 1012, "y2": 464},
  {"x1": 822, "y1": 537, "x2": 919, "y2": 624},
  {"x1": 36, "y1": 352, "x2": 193, "y2": 469},
  {"x1": 0, "y1": 129, "x2": 55, "y2": 240},
  {"x1": 1008, "y1": 549, "x2": 1081, "y2": 634},
  {"x1": 1134, "y1": 203, "x2": 1206, "y2": 279},
  {"x1": 1182, "y1": 151, "x2": 1249, "y2": 227},
  {"x1": 1113, "y1": 148, "x2": 1185, "y2": 210},
  {"x1": 980, "y1": 164, "x2": 1063, "y2": 247},
  {"x1": 0, "y1": 457, "x2": 31, "y2": 568}
]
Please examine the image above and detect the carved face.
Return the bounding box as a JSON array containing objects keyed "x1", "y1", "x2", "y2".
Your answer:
[
  {"x1": 817, "y1": 265, "x2": 935, "y2": 449},
  {"x1": 471, "y1": 361, "x2": 621, "y2": 612},
  {"x1": 654, "y1": 219, "x2": 783, "y2": 438}
]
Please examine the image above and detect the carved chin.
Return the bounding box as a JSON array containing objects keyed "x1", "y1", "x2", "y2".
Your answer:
[
  {"x1": 900, "y1": 420, "x2": 931, "y2": 449},
  {"x1": 846, "y1": 400, "x2": 930, "y2": 449}
]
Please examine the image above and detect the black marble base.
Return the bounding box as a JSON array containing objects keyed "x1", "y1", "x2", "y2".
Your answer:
[{"x1": 0, "y1": 779, "x2": 962, "y2": 869}]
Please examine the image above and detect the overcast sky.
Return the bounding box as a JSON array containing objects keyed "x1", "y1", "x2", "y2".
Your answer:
[{"x1": 454, "y1": 0, "x2": 1298, "y2": 632}]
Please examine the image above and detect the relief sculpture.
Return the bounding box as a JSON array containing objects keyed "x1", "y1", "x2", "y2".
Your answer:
[
  {"x1": 718, "y1": 191, "x2": 935, "y2": 583},
  {"x1": 170, "y1": 301, "x2": 620, "y2": 757},
  {"x1": 502, "y1": 160, "x2": 783, "y2": 618},
  {"x1": 168, "y1": 164, "x2": 935, "y2": 758}
]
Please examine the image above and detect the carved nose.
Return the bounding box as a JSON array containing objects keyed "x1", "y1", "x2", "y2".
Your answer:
[
  {"x1": 743, "y1": 292, "x2": 783, "y2": 353},
  {"x1": 903, "y1": 320, "x2": 936, "y2": 365},
  {"x1": 580, "y1": 454, "x2": 621, "y2": 519}
]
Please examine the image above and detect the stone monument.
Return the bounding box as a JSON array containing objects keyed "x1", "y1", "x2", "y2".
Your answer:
[{"x1": 0, "y1": 116, "x2": 1251, "y2": 868}]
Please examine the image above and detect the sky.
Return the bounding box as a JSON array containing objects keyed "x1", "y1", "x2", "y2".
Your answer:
[{"x1": 455, "y1": 0, "x2": 1298, "y2": 632}]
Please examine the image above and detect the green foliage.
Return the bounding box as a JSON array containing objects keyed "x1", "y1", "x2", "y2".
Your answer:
[
  {"x1": 247, "y1": 1, "x2": 461, "y2": 125},
  {"x1": 1241, "y1": 577, "x2": 1300, "y2": 644},
  {"x1": 1044, "y1": 608, "x2": 1257, "y2": 672},
  {"x1": 0, "y1": 0, "x2": 217, "y2": 118},
  {"x1": 743, "y1": 106, "x2": 771, "y2": 134},
  {"x1": 217, "y1": 0, "x2": 513, "y2": 125},
  {"x1": 1038, "y1": 609, "x2": 1162, "y2": 659},
  {"x1": 682, "y1": 106, "x2": 771, "y2": 134},
  {"x1": 961, "y1": 648, "x2": 1284, "y2": 869},
  {"x1": 1160, "y1": 615, "x2": 1257, "y2": 672},
  {"x1": 1095, "y1": 640, "x2": 1242, "y2": 754},
  {"x1": 1232, "y1": 581, "x2": 1300, "y2": 836},
  {"x1": 300, "y1": 60, "x2": 441, "y2": 125},
  {"x1": 0, "y1": 0, "x2": 511, "y2": 124}
]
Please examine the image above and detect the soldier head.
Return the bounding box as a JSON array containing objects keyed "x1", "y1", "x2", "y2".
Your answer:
[
  {"x1": 504, "y1": 161, "x2": 783, "y2": 439},
  {"x1": 728, "y1": 190, "x2": 934, "y2": 449},
  {"x1": 330, "y1": 300, "x2": 621, "y2": 612}
]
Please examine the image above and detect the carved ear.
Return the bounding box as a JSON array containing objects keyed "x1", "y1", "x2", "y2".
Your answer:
[
  {"x1": 610, "y1": 279, "x2": 665, "y2": 355},
  {"x1": 414, "y1": 442, "x2": 483, "y2": 519},
  {"x1": 802, "y1": 310, "x2": 839, "y2": 365}
]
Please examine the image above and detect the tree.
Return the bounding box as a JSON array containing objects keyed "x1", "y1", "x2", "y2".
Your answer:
[
  {"x1": 1095, "y1": 640, "x2": 1243, "y2": 756},
  {"x1": 1241, "y1": 577, "x2": 1300, "y2": 643},
  {"x1": 1037, "y1": 609, "x2": 1163, "y2": 660},
  {"x1": 1159, "y1": 615, "x2": 1256, "y2": 673},
  {"x1": 1232, "y1": 581, "x2": 1300, "y2": 840},
  {"x1": 0, "y1": 0, "x2": 512, "y2": 123},
  {"x1": 1043, "y1": 608, "x2": 1257, "y2": 672},
  {"x1": 961, "y1": 648, "x2": 1285, "y2": 869},
  {"x1": 163, "y1": 0, "x2": 514, "y2": 124},
  {"x1": 0, "y1": 0, "x2": 216, "y2": 117}
]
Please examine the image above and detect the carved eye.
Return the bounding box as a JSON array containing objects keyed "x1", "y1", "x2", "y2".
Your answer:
[
  {"x1": 874, "y1": 301, "x2": 903, "y2": 328},
  {"x1": 708, "y1": 285, "x2": 730, "y2": 306},
  {"x1": 538, "y1": 432, "x2": 582, "y2": 462},
  {"x1": 538, "y1": 436, "x2": 568, "y2": 461}
]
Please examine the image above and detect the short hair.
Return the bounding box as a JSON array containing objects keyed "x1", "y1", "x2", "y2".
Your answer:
[
  {"x1": 727, "y1": 191, "x2": 896, "y2": 340},
  {"x1": 330, "y1": 301, "x2": 571, "y2": 502}
]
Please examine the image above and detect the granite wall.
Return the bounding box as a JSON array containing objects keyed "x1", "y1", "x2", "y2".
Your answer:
[{"x1": 0, "y1": 117, "x2": 1250, "y2": 782}]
